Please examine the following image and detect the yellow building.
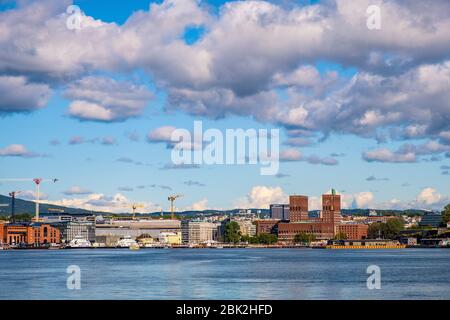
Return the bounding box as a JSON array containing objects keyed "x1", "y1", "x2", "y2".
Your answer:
[
  {"x1": 158, "y1": 232, "x2": 181, "y2": 245},
  {"x1": 137, "y1": 236, "x2": 157, "y2": 246}
]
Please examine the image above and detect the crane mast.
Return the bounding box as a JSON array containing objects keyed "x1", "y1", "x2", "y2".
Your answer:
[{"x1": 167, "y1": 195, "x2": 182, "y2": 220}]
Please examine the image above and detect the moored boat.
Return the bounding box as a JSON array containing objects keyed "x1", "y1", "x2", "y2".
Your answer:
[
  {"x1": 68, "y1": 236, "x2": 92, "y2": 248},
  {"x1": 116, "y1": 236, "x2": 138, "y2": 248}
]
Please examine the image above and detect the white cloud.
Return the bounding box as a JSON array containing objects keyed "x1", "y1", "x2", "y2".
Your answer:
[
  {"x1": 234, "y1": 186, "x2": 288, "y2": 209},
  {"x1": 63, "y1": 186, "x2": 93, "y2": 196},
  {"x1": 279, "y1": 148, "x2": 302, "y2": 161},
  {"x1": 43, "y1": 193, "x2": 159, "y2": 214},
  {"x1": 279, "y1": 148, "x2": 338, "y2": 165},
  {"x1": 0, "y1": 0, "x2": 449, "y2": 157},
  {"x1": 147, "y1": 126, "x2": 177, "y2": 143},
  {"x1": 0, "y1": 76, "x2": 50, "y2": 113},
  {"x1": 18, "y1": 190, "x2": 49, "y2": 201},
  {"x1": 351, "y1": 192, "x2": 375, "y2": 209},
  {"x1": 363, "y1": 148, "x2": 417, "y2": 163},
  {"x1": 416, "y1": 188, "x2": 442, "y2": 205},
  {"x1": 185, "y1": 198, "x2": 209, "y2": 211},
  {"x1": 65, "y1": 76, "x2": 153, "y2": 122},
  {"x1": 363, "y1": 140, "x2": 450, "y2": 163},
  {"x1": 0, "y1": 144, "x2": 42, "y2": 158}
]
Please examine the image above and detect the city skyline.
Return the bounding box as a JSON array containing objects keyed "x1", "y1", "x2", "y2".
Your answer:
[{"x1": 1, "y1": 0, "x2": 450, "y2": 213}]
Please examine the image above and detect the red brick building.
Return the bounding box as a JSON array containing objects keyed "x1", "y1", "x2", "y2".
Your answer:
[
  {"x1": 337, "y1": 224, "x2": 368, "y2": 240},
  {"x1": 278, "y1": 221, "x2": 334, "y2": 241},
  {"x1": 278, "y1": 190, "x2": 342, "y2": 242},
  {"x1": 289, "y1": 195, "x2": 309, "y2": 222},
  {"x1": 0, "y1": 222, "x2": 5, "y2": 244},
  {"x1": 2, "y1": 223, "x2": 60, "y2": 246},
  {"x1": 255, "y1": 219, "x2": 280, "y2": 235}
]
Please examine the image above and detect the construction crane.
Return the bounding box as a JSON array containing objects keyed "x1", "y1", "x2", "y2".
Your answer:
[
  {"x1": 131, "y1": 203, "x2": 144, "y2": 220},
  {"x1": 122, "y1": 203, "x2": 145, "y2": 220},
  {"x1": 0, "y1": 178, "x2": 59, "y2": 221},
  {"x1": 8, "y1": 191, "x2": 20, "y2": 223},
  {"x1": 168, "y1": 194, "x2": 182, "y2": 220}
]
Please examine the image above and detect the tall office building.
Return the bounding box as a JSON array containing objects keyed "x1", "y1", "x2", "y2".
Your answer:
[
  {"x1": 322, "y1": 189, "x2": 341, "y2": 224},
  {"x1": 270, "y1": 204, "x2": 290, "y2": 220},
  {"x1": 278, "y1": 189, "x2": 343, "y2": 241},
  {"x1": 419, "y1": 212, "x2": 443, "y2": 228},
  {"x1": 289, "y1": 195, "x2": 308, "y2": 222},
  {"x1": 181, "y1": 220, "x2": 219, "y2": 244},
  {"x1": 321, "y1": 189, "x2": 341, "y2": 236}
]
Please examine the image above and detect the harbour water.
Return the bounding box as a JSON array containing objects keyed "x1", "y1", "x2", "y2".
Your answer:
[{"x1": 0, "y1": 248, "x2": 449, "y2": 300}]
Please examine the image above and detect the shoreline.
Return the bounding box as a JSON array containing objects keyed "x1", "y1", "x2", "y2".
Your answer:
[{"x1": 1, "y1": 245, "x2": 449, "y2": 251}]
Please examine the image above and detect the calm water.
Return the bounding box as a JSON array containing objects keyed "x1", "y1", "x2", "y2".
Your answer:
[{"x1": 0, "y1": 248, "x2": 449, "y2": 300}]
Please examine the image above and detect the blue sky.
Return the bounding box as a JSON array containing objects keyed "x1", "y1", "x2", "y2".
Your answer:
[{"x1": 0, "y1": 0, "x2": 449, "y2": 213}]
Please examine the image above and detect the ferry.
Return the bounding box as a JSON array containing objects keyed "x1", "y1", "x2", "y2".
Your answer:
[
  {"x1": 68, "y1": 236, "x2": 92, "y2": 248},
  {"x1": 326, "y1": 239, "x2": 406, "y2": 249},
  {"x1": 116, "y1": 236, "x2": 138, "y2": 248}
]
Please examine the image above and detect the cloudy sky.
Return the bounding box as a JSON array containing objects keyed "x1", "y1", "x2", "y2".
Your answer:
[{"x1": 0, "y1": 0, "x2": 449, "y2": 213}]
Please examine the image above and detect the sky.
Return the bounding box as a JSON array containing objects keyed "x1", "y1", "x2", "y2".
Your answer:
[{"x1": 0, "y1": 0, "x2": 449, "y2": 213}]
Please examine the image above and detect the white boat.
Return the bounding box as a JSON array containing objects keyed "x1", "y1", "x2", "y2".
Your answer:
[
  {"x1": 68, "y1": 236, "x2": 92, "y2": 248},
  {"x1": 116, "y1": 236, "x2": 138, "y2": 248}
]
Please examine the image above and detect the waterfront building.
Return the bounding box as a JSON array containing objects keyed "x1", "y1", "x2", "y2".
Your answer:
[
  {"x1": 344, "y1": 215, "x2": 398, "y2": 225},
  {"x1": 0, "y1": 222, "x2": 5, "y2": 244},
  {"x1": 1, "y1": 223, "x2": 60, "y2": 246},
  {"x1": 255, "y1": 219, "x2": 280, "y2": 235},
  {"x1": 136, "y1": 234, "x2": 157, "y2": 246},
  {"x1": 419, "y1": 212, "x2": 443, "y2": 228},
  {"x1": 40, "y1": 214, "x2": 96, "y2": 243},
  {"x1": 181, "y1": 220, "x2": 219, "y2": 244},
  {"x1": 95, "y1": 219, "x2": 181, "y2": 240},
  {"x1": 95, "y1": 234, "x2": 121, "y2": 247},
  {"x1": 158, "y1": 232, "x2": 182, "y2": 245},
  {"x1": 40, "y1": 213, "x2": 96, "y2": 223},
  {"x1": 327, "y1": 239, "x2": 405, "y2": 249},
  {"x1": 278, "y1": 190, "x2": 342, "y2": 242},
  {"x1": 65, "y1": 221, "x2": 95, "y2": 243},
  {"x1": 399, "y1": 237, "x2": 417, "y2": 246},
  {"x1": 337, "y1": 223, "x2": 368, "y2": 239},
  {"x1": 289, "y1": 195, "x2": 309, "y2": 222},
  {"x1": 278, "y1": 221, "x2": 332, "y2": 241},
  {"x1": 269, "y1": 204, "x2": 290, "y2": 220},
  {"x1": 233, "y1": 218, "x2": 256, "y2": 237}
]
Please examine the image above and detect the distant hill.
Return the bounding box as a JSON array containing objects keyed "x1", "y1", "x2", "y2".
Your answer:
[
  {"x1": 0, "y1": 194, "x2": 269, "y2": 217},
  {"x1": 0, "y1": 194, "x2": 107, "y2": 216},
  {"x1": 0, "y1": 194, "x2": 428, "y2": 217}
]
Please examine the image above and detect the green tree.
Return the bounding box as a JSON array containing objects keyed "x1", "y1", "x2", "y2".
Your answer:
[
  {"x1": 224, "y1": 221, "x2": 241, "y2": 243},
  {"x1": 334, "y1": 232, "x2": 348, "y2": 240},
  {"x1": 442, "y1": 204, "x2": 450, "y2": 225},
  {"x1": 294, "y1": 232, "x2": 316, "y2": 244},
  {"x1": 257, "y1": 233, "x2": 278, "y2": 245},
  {"x1": 368, "y1": 217, "x2": 404, "y2": 239}
]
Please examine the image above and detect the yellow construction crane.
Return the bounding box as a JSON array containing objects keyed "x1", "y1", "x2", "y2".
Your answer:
[
  {"x1": 131, "y1": 203, "x2": 144, "y2": 220},
  {"x1": 168, "y1": 195, "x2": 182, "y2": 220}
]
